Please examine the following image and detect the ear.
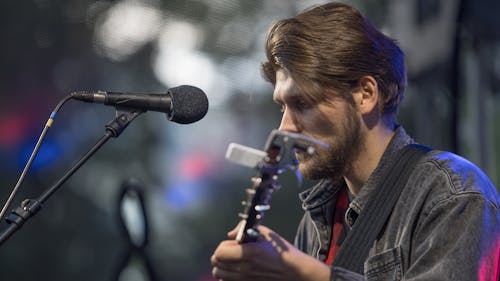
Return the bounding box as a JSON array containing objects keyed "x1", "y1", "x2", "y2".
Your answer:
[{"x1": 353, "y1": 76, "x2": 379, "y2": 115}]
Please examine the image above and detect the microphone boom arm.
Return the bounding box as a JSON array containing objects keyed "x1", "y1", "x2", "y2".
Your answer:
[{"x1": 0, "y1": 108, "x2": 143, "y2": 246}]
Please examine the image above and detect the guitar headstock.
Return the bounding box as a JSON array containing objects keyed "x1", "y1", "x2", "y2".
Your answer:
[{"x1": 226, "y1": 130, "x2": 328, "y2": 243}]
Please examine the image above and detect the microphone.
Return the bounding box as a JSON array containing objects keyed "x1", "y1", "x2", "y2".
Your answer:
[{"x1": 71, "y1": 85, "x2": 209, "y2": 124}]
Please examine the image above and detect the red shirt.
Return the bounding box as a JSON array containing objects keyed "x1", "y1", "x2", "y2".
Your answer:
[{"x1": 325, "y1": 187, "x2": 349, "y2": 265}]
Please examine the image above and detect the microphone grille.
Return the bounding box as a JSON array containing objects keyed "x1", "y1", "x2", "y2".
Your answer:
[{"x1": 167, "y1": 85, "x2": 209, "y2": 124}]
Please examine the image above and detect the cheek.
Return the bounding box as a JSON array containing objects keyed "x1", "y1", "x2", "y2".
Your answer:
[{"x1": 301, "y1": 111, "x2": 338, "y2": 136}]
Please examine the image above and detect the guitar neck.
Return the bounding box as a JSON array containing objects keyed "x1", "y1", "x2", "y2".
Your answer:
[{"x1": 236, "y1": 173, "x2": 276, "y2": 243}]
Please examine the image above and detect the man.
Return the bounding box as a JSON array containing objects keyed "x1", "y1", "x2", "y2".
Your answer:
[{"x1": 211, "y1": 2, "x2": 500, "y2": 280}]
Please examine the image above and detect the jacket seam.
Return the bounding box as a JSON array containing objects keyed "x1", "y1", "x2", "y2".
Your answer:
[
  {"x1": 416, "y1": 192, "x2": 491, "y2": 236},
  {"x1": 311, "y1": 212, "x2": 322, "y2": 259},
  {"x1": 425, "y1": 158, "x2": 499, "y2": 210}
]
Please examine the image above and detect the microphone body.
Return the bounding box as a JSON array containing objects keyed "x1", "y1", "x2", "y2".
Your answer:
[
  {"x1": 71, "y1": 85, "x2": 208, "y2": 124},
  {"x1": 73, "y1": 91, "x2": 173, "y2": 113}
]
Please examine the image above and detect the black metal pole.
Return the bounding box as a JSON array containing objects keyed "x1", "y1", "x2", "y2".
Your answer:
[
  {"x1": 0, "y1": 109, "x2": 143, "y2": 246},
  {"x1": 0, "y1": 132, "x2": 113, "y2": 246},
  {"x1": 450, "y1": 0, "x2": 466, "y2": 153}
]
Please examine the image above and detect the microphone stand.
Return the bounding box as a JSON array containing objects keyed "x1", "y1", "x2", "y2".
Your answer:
[{"x1": 0, "y1": 107, "x2": 143, "y2": 246}]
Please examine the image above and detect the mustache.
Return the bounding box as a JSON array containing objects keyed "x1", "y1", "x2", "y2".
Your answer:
[{"x1": 295, "y1": 148, "x2": 319, "y2": 161}]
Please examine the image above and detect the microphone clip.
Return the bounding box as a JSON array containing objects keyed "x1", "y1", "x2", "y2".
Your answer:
[{"x1": 105, "y1": 107, "x2": 144, "y2": 138}]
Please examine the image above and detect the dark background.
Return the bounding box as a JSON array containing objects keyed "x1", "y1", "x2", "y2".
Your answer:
[{"x1": 0, "y1": 0, "x2": 499, "y2": 280}]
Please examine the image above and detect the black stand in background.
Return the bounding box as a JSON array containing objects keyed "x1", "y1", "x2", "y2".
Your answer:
[
  {"x1": 112, "y1": 178, "x2": 158, "y2": 281},
  {"x1": 0, "y1": 108, "x2": 143, "y2": 246}
]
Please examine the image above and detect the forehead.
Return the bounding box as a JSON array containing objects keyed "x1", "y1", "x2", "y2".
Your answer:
[
  {"x1": 272, "y1": 69, "x2": 300, "y2": 103},
  {"x1": 272, "y1": 69, "x2": 351, "y2": 108}
]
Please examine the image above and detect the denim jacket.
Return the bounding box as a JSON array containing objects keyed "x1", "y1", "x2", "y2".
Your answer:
[{"x1": 294, "y1": 127, "x2": 500, "y2": 280}]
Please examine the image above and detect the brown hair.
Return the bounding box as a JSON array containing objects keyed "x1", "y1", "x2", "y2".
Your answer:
[{"x1": 262, "y1": 2, "x2": 406, "y2": 116}]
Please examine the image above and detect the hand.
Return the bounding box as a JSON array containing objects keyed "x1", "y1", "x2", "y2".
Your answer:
[{"x1": 210, "y1": 224, "x2": 330, "y2": 281}]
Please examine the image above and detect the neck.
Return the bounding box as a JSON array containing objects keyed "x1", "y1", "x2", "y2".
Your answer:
[{"x1": 343, "y1": 123, "x2": 396, "y2": 196}]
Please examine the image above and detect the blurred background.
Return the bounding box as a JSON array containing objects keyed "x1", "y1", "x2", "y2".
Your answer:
[{"x1": 0, "y1": 0, "x2": 498, "y2": 280}]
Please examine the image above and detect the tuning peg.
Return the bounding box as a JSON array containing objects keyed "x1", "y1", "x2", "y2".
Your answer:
[
  {"x1": 255, "y1": 204, "x2": 271, "y2": 212},
  {"x1": 251, "y1": 177, "x2": 262, "y2": 185},
  {"x1": 246, "y1": 228, "x2": 260, "y2": 238},
  {"x1": 245, "y1": 188, "x2": 256, "y2": 195}
]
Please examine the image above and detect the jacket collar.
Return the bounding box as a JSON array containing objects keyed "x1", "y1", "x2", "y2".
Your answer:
[
  {"x1": 346, "y1": 126, "x2": 413, "y2": 226},
  {"x1": 299, "y1": 178, "x2": 343, "y2": 210}
]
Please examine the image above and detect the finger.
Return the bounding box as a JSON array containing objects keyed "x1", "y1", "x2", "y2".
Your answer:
[
  {"x1": 255, "y1": 225, "x2": 293, "y2": 253},
  {"x1": 212, "y1": 240, "x2": 244, "y2": 262},
  {"x1": 212, "y1": 265, "x2": 254, "y2": 281},
  {"x1": 254, "y1": 225, "x2": 274, "y2": 241},
  {"x1": 256, "y1": 225, "x2": 289, "y2": 242},
  {"x1": 211, "y1": 253, "x2": 244, "y2": 268},
  {"x1": 212, "y1": 258, "x2": 246, "y2": 272},
  {"x1": 227, "y1": 221, "x2": 244, "y2": 239},
  {"x1": 212, "y1": 266, "x2": 240, "y2": 281},
  {"x1": 210, "y1": 254, "x2": 217, "y2": 266}
]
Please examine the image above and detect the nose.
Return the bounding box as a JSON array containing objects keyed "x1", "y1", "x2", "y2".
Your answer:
[{"x1": 278, "y1": 108, "x2": 299, "y2": 132}]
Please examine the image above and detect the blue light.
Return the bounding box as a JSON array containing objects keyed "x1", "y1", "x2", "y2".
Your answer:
[
  {"x1": 18, "y1": 138, "x2": 62, "y2": 172},
  {"x1": 163, "y1": 178, "x2": 209, "y2": 211}
]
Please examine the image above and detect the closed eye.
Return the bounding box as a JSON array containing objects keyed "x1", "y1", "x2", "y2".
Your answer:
[
  {"x1": 273, "y1": 99, "x2": 285, "y2": 113},
  {"x1": 290, "y1": 98, "x2": 311, "y2": 112}
]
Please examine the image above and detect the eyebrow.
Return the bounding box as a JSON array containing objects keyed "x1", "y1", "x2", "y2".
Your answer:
[{"x1": 274, "y1": 90, "x2": 306, "y2": 106}]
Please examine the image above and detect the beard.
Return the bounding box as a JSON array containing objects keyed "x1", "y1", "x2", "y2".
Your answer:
[{"x1": 296, "y1": 104, "x2": 363, "y2": 181}]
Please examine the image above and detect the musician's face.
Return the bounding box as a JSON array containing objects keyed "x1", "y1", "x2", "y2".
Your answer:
[{"x1": 273, "y1": 69, "x2": 364, "y2": 180}]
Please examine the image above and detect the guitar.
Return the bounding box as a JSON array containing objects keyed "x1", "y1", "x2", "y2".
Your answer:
[{"x1": 225, "y1": 129, "x2": 328, "y2": 243}]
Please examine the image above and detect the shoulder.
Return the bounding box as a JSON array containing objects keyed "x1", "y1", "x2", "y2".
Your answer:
[{"x1": 412, "y1": 149, "x2": 500, "y2": 209}]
